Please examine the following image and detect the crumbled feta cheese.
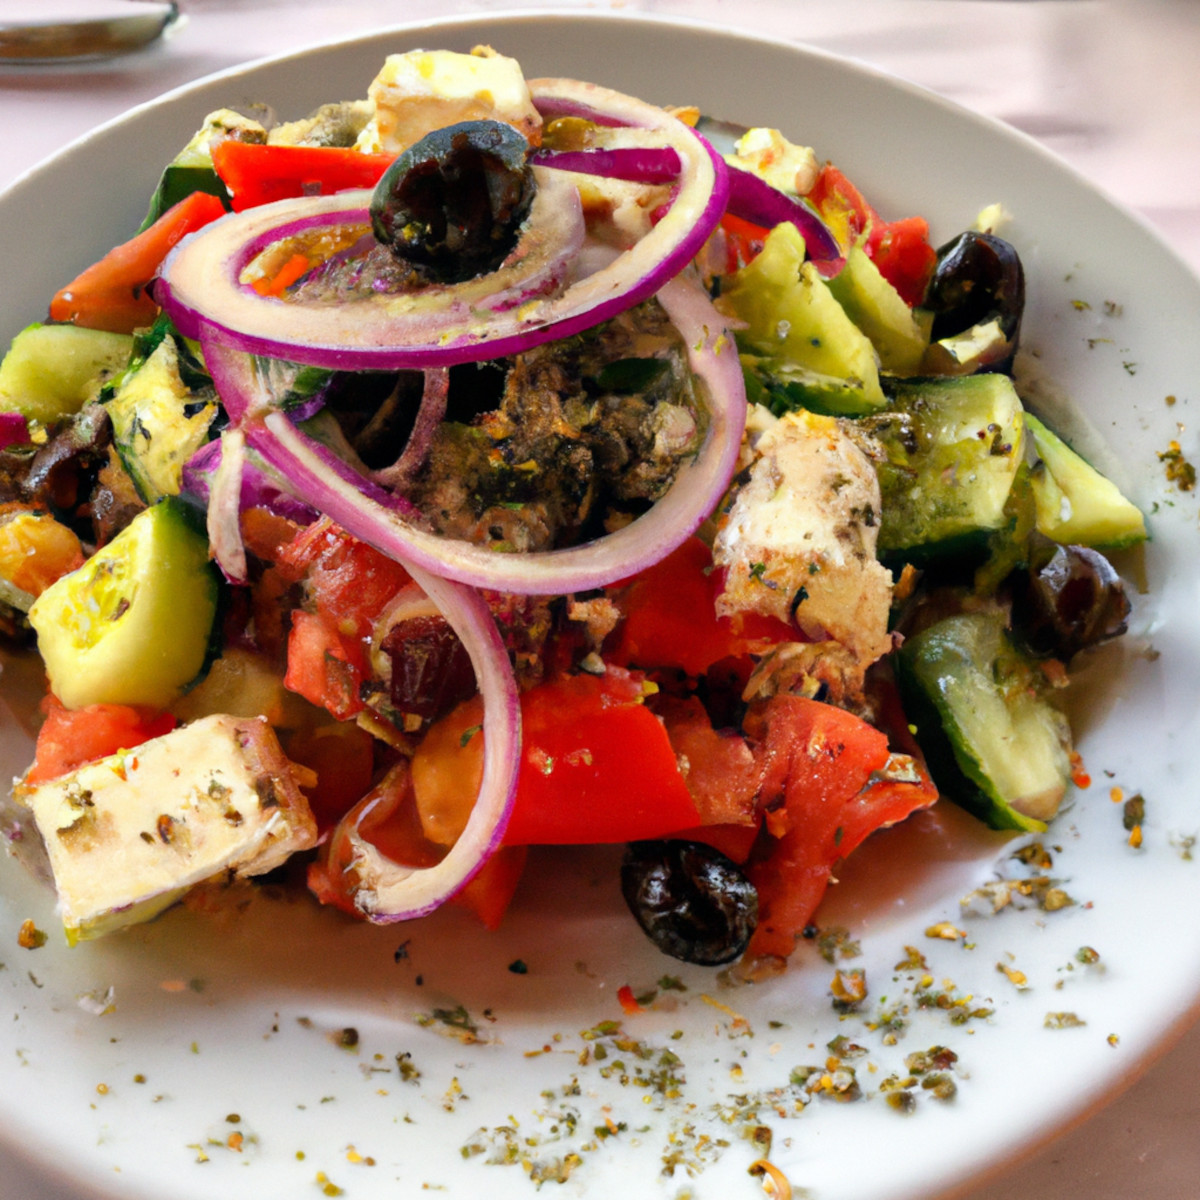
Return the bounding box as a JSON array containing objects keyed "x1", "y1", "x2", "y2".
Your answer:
[
  {"x1": 728, "y1": 127, "x2": 819, "y2": 197},
  {"x1": 713, "y1": 409, "x2": 894, "y2": 690},
  {"x1": 355, "y1": 47, "x2": 542, "y2": 155}
]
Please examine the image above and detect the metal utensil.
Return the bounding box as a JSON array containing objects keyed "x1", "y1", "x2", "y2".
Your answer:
[{"x1": 0, "y1": 1, "x2": 178, "y2": 63}]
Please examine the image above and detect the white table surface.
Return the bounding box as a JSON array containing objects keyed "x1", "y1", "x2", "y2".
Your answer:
[{"x1": 1, "y1": 1, "x2": 1198, "y2": 1197}]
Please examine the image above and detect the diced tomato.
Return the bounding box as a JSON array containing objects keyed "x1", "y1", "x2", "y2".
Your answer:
[
  {"x1": 240, "y1": 507, "x2": 304, "y2": 564},
  {"x1": 657, "y1": 696, "x2": 760, "y2": 827},
  {"x1": 865, "y1": 215, "x2": 938, "y2": 308},
  {"x1": 48, "y1": 191, "x2": 227, "y2": 333},
  {"x1": 655, "y1": 695, "x2": 762, "y2": 861},
  {"x1": 26, "y1": 695, "x2": 176, "y2": 785},
  {"x1": 273, "y1": 520, "x2": 413, "y2": 720},
  {"x1": 410, "y1": 668, "x2": 703, "y2": 848},
  {"x1": 308, "y1": 762, "x2": 527, "y2": 931},
  {"x1": 284, "y1": 608, "x2": 367, "y2": 720},
  {"x1": 743, "y1": 695, "x2": 938, "y2": 960},
  {"x1": 284, "y1": 719, "x2": 376, "y2": 831},
  {"x1": 452, "y1": 845, "x2": 528, "y2": 930},
  {"x1": 210, "y1": 142, "x2": 396, "y2": 212},
  {"x1": 809, "y1": 164, "x2": 936, "y2": 307},
  {"x1": 607, "y1": 536, "x2": 791, "y2": 676},
  {"x1": 277, "y1": 517, "x2": 411, "y2": 640},
  {"x1": 717, "y1": 212, "x2": 771, "y2": 273},
  {"x1": 809, "y1": 164, "x2": 876, "y2": 250}
]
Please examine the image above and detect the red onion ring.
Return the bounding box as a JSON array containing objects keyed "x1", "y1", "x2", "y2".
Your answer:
[
  {"x1": 181, "y1": 433, "x2": 318, "y2": 525},
  {"x1": 242, "y1": 270, "x2": 746, "y2": 595},
  {"x1": 158, "y1": 169, "x2": 585, "y2": 369},
  {"x1": 207, "y1": 426, "x2": 248, "y2": 583},
  {"x1": 726, "y1": 164, "x2": 844, "y2": 268},
  {"x1": 531, "y1": 145, "x2": 682, "y2": 184},
  {"x1": 372, "y1": 367, "x2": 449, "y2": 491},
  {"x1": 336, "y1": 563, "x2": 521, "y2": 922},
  {"x1": 157, "y1": 81, "x2": 728, "y2": 371}
]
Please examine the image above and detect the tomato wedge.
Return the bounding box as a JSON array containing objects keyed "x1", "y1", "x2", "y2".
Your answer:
[
  {"x1": 607, "y1": 536, "x2": 791, "y2": 676},
  {"x1": 411, "y1": 669, "x2": 703, "y2": 848},
  {"x1": 809, "y1": 164, "x2": 936, "y2": 307},
  {"x1": 49, "y1": 191, "x2": 227, "y2": 333},
  {"x1": 744, "y1": 695, "x2": 938, "y2": 960},
  {"x1": 26, "y1": 695, "x2": 176, "y2": 786}
]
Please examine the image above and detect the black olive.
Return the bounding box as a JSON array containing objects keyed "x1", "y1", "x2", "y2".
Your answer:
[
  {"x1": 923, "y1": 231, "x2": 1025, "y2": 374},
  {"x1": 1009, "y1": 538, "x2": 1131, "y2": 662},
  {"x1": 369, "y1": 119, "x2": 535, "y2": 284},
  {"x1": 620, "y1": 840, "x2": 758, "y2": 966}
]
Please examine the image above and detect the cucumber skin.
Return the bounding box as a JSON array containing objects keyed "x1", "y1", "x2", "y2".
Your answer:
[
  {"x1": 896, "y1": 616, "x2": 1053, "y2": 834},
  {"x1": 0, "y1": 324, "x2": 134, "y2": 425},
  {"x1": 28, "y1": 498, "x2": 219, "y2": 711}
]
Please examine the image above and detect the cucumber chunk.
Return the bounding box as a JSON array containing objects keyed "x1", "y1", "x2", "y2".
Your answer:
[
  {"x1": 0, "y1": 324, "x2": 133, "y2": 425},
  {"x1": 720, "y1": 222, "x2": 886, "y2": 415},
  {"x1": 825, "y1": 244, "x2": 930, "y2": 375},
  {"x1": 106, "y1": 335, "x2": 219, "y2": 503},
  {"x1": 28, "y1": 499, "x2": 218, "y2": 710},
  {"x1": 897, "y1": 610, "x2": 1073, "y2": 832},
  {"x1": 1025, "y1": 412, "x2": 1147, "y2": 549},
  {"x1": 863, "y1": 373, "x2": 1025, "y2": 559}
]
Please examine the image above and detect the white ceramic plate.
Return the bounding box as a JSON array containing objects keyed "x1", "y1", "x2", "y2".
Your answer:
[{"x1": 3, "y1": 12, "x2": 1200, "y2": 1200}]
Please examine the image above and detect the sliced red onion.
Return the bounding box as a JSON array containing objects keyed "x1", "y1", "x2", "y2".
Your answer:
[
  {"x1": 157, "y1": 81, "x2": 727, "y2": 371},
  {"x1": 372, "y1": 367, "x2": 449, "y2": 491},
  {"x1": 339, "y1": 563, "x2": 521, "y2": 922},
  {"x1": 201, "y1": 324, "x2": 265, "y2": 423},
  {"x1": 207, "y1": 427, "x2": 248, "y2": 582},
  {"x1": 243, "y1": 270, "x2": 746, "y2": 595},
  {"x1": 182, "y1": 433, "x2": 318, "y2": 525},
  {"x1": 158, "y1": 169, "x2": 587, "y2": 369},
  {"x1": 0, "y1": 412, "x2": 29, "y2": 450},
  {"x1": 531, "y1": 145, "x2": 681, "y2": 184},
  {"x1": 726, "y1": 164, "x2": 843, "y2": 267}
]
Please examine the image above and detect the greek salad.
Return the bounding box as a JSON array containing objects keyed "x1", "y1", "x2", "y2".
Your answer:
[{"x1": 0, "y1": 46, "x2": 1145, "y2": 970}]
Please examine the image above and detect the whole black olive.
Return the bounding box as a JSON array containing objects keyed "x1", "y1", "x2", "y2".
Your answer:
[
  {"x1": 923, "y1": 231, "x2": 1025, "y2": 374},
  {"x1": 1009, "y1": 538, "x2": 1131, "y2": 662},
  {"x1": 369, "y1": 119, "x2": 535, "y2": 284},
  {"x1": 620, "y1": 840, "x2": 758, "y2": 966}
]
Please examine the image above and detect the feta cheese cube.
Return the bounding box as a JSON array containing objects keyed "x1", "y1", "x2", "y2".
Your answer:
[{"x1": 18, "y1": 714, "x2": 317, "y2": 943}]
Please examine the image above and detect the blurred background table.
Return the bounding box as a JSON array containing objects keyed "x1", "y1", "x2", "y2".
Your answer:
[{"x1": 2, "y1": 2, "x2": 1198, "y2": 1197}]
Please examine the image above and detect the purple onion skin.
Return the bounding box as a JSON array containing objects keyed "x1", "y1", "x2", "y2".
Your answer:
[
  {"x1": 0, "y1": 411, "x2": 29, "y2": 449},
  {"x1": 531, "y1": 146, "x2": 682, "y2": 185},
  {"x1": 181, "y1": 436, "x2": 318, "y2": 525},
  {"x1": 725, "y1": 165, "x2": 843, "y2": 266}
]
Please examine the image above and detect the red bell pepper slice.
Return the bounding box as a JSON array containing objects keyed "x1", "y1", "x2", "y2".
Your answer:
[
  {"x1": 26, "y1": 695, "x2": 176, "y2": 786},
  {"x1": 48, "y1": 190, "x2": 227, "y2": 333},
  {"x1": 743, "y1": 695, "x2": 938, "y2": 960},
  {"x1": 210, "y1": 142, "x2": 396, "y2": 212}
]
